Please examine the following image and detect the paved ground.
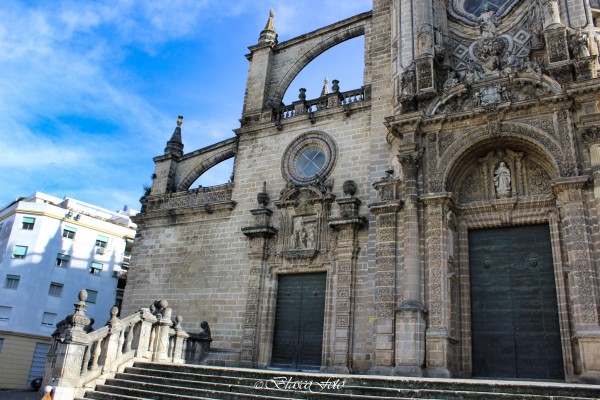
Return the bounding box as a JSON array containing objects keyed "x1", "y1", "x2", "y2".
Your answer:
[{"x1": 0, "y1": 390, "x2": 38, "y2": 400}]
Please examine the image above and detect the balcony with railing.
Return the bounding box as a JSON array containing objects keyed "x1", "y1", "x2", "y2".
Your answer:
[{"x1": 273, "y1": 82, "x2": 370, "y2": 127}]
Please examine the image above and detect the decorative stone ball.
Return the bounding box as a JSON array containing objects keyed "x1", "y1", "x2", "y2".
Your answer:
[
  {"x1": 157, "y1": 299, "x2": 168, "y2": 309},
  {"x1": 78, "y1": 289, "x2": 88, "y2": 302},
  {"x1": 342, "y1": 180, "x2": 357, "y2": 197}
]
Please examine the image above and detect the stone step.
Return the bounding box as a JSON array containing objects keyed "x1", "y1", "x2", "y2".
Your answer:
[
  {"x1": 78, "y1": 361, "x2": 600, "y2": 400},
  {"x1": 108, "y1": 371, "x2": 583, "y2": 400},
  {"x1": 133, "y1": 362, "x2": 600, "y2": 399}
]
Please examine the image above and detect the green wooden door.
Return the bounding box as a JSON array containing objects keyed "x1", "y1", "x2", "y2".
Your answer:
[
  {"x1": 469, "y1": 224, "x2": 564, "y2": 380},
  {"x1": 271, "y1": 273, "x2": 326, "y2": 370}
]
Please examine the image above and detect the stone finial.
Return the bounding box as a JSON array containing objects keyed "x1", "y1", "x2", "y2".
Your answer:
[
  {"x1": 164, "y1": 116, "x2": 184, "y2": 158},
  {"x1": 332, "y1": 79, "x2": 340, "y2": 93},
  {"x1": 258, "y1": 9, "x2": 278, "y2": 45},
  {"x1": 174, "y1": 315, "x2": 183, "y2": 329},
  {"x1": 257, "y1": 181, "x2": 270, "y2": 207},
  {"x1": 61, "y1": 289, "x2": 91, "y2": 332},
  {"x1": 321, "y1": 77, "x2": 330, "y2": 97}
]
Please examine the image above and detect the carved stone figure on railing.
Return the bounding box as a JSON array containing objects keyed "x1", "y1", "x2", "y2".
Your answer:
[
  {"x1": 443, "y1": 70, "x2": 460, "y2": 91},
  {"x1": 198, "y1": 321, "x2": 212, "y2": 340}
]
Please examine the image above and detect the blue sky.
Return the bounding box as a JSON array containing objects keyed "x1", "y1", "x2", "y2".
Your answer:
[{"x1": 0, "y1": 0, "x2": 370, "y2": 212}]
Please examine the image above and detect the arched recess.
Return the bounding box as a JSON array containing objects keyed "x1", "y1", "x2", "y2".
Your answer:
[
  {"x1": 437, "y1": 123, "x2": 563, "y2": 193},
  {"x1": 269, "y1": 24, "x2": 366, "y2": 107},
  {"x1": 177, "y1": 146, "x2": 236, "y2": 191}
]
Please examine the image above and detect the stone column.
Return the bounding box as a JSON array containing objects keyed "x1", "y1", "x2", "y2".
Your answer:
[
  {"x1": 393, "y1": 148, "x2": 426, "y2": 376},
  {"x1": 368, "y1": 174, "x2": 402, "y2": 374},
  {"x1": 552, "y1": 176, "x2": 600, "y2": 383},
  {"x1": 542, "y1": 0, "x2": 572, "y2": 82},
  {"x1": 327, "y1": 182, "x2": 366, "y2": 373},
  {"x1": 241, "y1": 184, "x2": 277, "y2": 368},
  {"x1": 581, "y1": 126, "x2": 600, "y2": 201},
  {"x1": 422, "y1": 193, "x2": 455, "y2": 378}
]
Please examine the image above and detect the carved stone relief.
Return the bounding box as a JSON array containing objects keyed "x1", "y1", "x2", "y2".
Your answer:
[{"x1": 455, "y1": 149, "x2": 554, "y2": 202}]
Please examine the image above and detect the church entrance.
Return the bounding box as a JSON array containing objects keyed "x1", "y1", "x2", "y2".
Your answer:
[
  {"x1": 468, "y1": 224, "x2": 564, "y2": 380},
  {"x1": 271, "y1": 272, "x2": 326, "y2": 370}
]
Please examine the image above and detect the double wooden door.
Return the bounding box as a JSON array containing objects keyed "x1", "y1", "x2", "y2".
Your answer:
[
  {"x1": 271, "y1": 273, "x2": 326, "y2": 370},
  {"x1": 469, "y1": 224, "x2": 564, "y2": 380}
]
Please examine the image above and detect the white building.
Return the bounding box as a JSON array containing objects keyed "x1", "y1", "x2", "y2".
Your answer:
[{"x1": 0, "y1": 192, "x2": 136, "y2": 389}]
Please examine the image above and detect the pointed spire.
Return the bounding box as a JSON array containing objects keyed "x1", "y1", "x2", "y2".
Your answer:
[
  {"x1": 164, "y1": 115, "x2": 184, "y2": 158},
  {"x1": 320, "y1": 76, "x2": 330, "y2": 97},
  {"x1": 258, "y1": 9, "x2": 278, "y2": 45}
]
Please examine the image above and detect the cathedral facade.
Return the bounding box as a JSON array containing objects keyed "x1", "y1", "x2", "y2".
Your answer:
[{"x1": 122, "y1": 0, "x2": 600, "y2": 383}]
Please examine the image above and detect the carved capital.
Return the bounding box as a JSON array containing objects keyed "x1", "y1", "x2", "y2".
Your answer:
[
  {"x1": 398, "y1": 149, "x2": 423, "y2": 177},
  {"x1": 551, "y1": 176, "x2": 589, "y2": 202}
]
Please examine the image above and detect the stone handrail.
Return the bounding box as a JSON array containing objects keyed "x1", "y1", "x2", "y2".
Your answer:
[
  {"x1": 41, "y1": 291, "x2": 209, "y2": 400},
  {"x1": 144, "y1": 183, "x2": 234, "y2": 212},
  {"x1": 275, "y1": 85, "x2": 370, "y2": 121}
]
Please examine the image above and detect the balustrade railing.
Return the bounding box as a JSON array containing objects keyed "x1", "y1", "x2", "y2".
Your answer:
[
  {"x1": 42, "y1": 291, "x2": 212, "y2": 400},
  {"x1": 274, "y1": 85, "x2": 369, "y2": 122}
]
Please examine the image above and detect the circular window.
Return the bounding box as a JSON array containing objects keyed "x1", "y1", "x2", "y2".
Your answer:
[{"x1": 282, "y1": 131, "x2": 337, "y2": 185}]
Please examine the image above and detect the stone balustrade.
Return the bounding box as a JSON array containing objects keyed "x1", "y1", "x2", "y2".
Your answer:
[
  {"x1": 41, "y1": 291, "x2": 211, "y2": 400},
  {"x1": 144, "y1": 183, "x2": 234, "y2": 212},
  {"x1": 274, "y1": 85, "x2": 370, "y2": 121}
]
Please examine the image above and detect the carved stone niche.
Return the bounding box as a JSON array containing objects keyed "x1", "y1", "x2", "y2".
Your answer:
[
  {"x1": 456, "y1": 148, "x2": 553, "y2": 203},
  {"x1": 274, "y1": 182, "x2": 335, "y2": 261}
]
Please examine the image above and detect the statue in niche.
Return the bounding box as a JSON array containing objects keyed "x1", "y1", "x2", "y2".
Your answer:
[
  {"x1": 494, "y1": 162, "x2": 512, "y2": 196},
  {"x1": 299, "y1": 226, "x2": 308, "y2": 248},
  {"x1": 307, "y1": 226, "x2": 316, "y2": 249},
  {"x1": 570, "y1": 28, "x2": 591, "y2": 59},
  {"x1": 478, "y1": 5, "x2": 499, "y2": 38},
  {"x1": 400, "y1": 64, "x2": 416, "y2": 96},
  {"x1": 290, "y1": 230, "x2": 299, "y2": 248}
]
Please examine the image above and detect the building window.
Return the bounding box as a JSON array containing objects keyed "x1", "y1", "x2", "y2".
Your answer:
[
  {"x1": 48, "y1": 282, "x2": 64, "y2": 297},
  {"x1": 41, "y1": 312, "x2": 57, "y2": 327},
  {"x1": 12, "y1": 245, "x2": 28, "y2": 259},
  {"x1": 90, "y1": 262, "x2": 103, "y2": 275},
  {"x1": 62, "y1": 226, "x2": 76, "y2": 239},
  {"x1": 85, "y1": 289, "x2": 98, "y2": 304},
  {"x1": 55, "y1": 253, "x2": 70, "y2": 267},
  {"x1": 95, "y1": 235, "x2": 108, "y2": 254},
  {"x1": 22, "y1": 217, "x2": 35, "y2": 230},
  {"x1": 0, "y1": 338, "x2": 3, "y2": 352},
  {"x1": 0, "y1": 306, "x2": 11, "y2": 321},
  {"x1": 4, "y1": 275, "x2": 20, "y2": 290},
  {"x1": 282, "y1": 131, "x2": 338, "y2": 186}
]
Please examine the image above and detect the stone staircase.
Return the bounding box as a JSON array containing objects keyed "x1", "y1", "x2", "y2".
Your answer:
[{"x1": 78, "y1": 362, "x2": 600, "y2": 400}]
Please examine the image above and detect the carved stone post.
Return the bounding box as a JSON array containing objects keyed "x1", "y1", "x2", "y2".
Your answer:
[
  {"x1": 42, "y1": 290, "x2": 91, "y2": 400},
  {"x1": 241, "y1": 184, "x2": 277, "y2": 367},
  {"x1": 171, "y1": 316, "x2": 189, "y2": 364},
  {"x1": 368, "y1": 174, "x2": 402, "y2": 374},
  {"x1": 394, "y1": 148, "x2": 426, "y2": 376},
  {"x1": 327, "y1": 182, "x2": 365, "y2": 373},
  {"x1": 552, "y1": 176, "x2": 600, "y2": 383},
  {"x1": 133, "y1": 308, "x2": 157, "y2": 360},
  {"x1": 153, "y1": 305, "x2": 173, "y2": 362},
  {"x1": 100, "y1": 307, "x2": 123, "y2": 374},
  {"x1": 422, "y1": 193, "x2": 455, "y2": 377}
]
